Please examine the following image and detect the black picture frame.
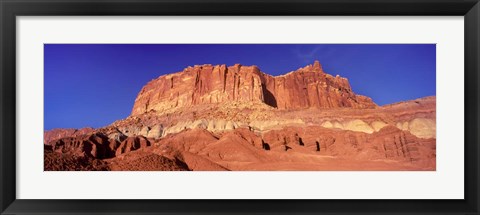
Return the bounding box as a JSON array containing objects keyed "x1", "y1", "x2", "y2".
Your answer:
[{"x1": 1, "y1": 0, "x2": 479, "y2": 214}]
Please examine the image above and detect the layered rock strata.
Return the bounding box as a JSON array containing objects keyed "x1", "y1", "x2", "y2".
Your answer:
[
  {"x1": 44, "y1": 61, "x2": 436, "y2": 171},
  {"x1": 131, "y1": 61, "x2": 376, "y2": 115}
]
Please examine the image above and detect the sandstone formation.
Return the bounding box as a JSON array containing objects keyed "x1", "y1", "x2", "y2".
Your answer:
[
  {"x1": 43, "y1": 127, "x2": 94, "y2": 144},
  {"x1": 44, "y1": 61, "x2": 436, "y2": 171},
  {"x1": 131, "y1": 61, "x2": 376, "y2": 115}
]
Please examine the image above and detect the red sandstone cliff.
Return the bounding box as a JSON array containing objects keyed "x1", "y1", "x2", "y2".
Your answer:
[
  {"x1": 44, "y1": 61, "x2": 435, "y2": 171},
  {"x1": 262, "y1": 61, "x2": 376, "y2": 109},
  {"x1": 131, "y1": 61, "x2": 376, "y2": 115}
]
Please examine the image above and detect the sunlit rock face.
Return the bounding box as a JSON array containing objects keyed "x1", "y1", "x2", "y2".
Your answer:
[
  {"x1": 131, "y1": 64, "x2": 266, "y2": 115},
  {"x1": 261, "y1": 61, "x2": 377, "y2": 110},
  {"x1": 131, "y1": 61, "x2": 377, "y2": 116}
]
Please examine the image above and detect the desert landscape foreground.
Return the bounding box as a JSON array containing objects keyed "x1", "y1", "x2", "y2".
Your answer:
[{"x1": 44, "y1": 61, "x2": 436, "y2": 171}]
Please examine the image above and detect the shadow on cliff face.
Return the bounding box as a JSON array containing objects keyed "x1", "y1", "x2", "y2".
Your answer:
[{"x1": 262, "y1": 84, "x2": 277, "y2": 108}]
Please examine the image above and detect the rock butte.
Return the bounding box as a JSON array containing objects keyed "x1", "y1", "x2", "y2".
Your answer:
[
  {"x1": 131, "y1": 60, "x2": 376, "y2": 115},
  {"x1": 44, "y1": 61, "x2": 436, "y2": 171}
]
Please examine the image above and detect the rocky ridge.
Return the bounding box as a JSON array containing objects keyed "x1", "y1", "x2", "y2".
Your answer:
[{"x1": 131, "y1": 61, "x2": 376, "y2": 115}]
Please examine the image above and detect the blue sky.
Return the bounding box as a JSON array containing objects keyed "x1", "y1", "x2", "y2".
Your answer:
[{"x1": 44, "y1": 44, "x2": 436, "y2": 130}]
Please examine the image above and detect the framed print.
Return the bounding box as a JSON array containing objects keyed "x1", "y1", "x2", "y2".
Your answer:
[{"x1": 1, "y1": 0, "x2": 479, "y2": 214}]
